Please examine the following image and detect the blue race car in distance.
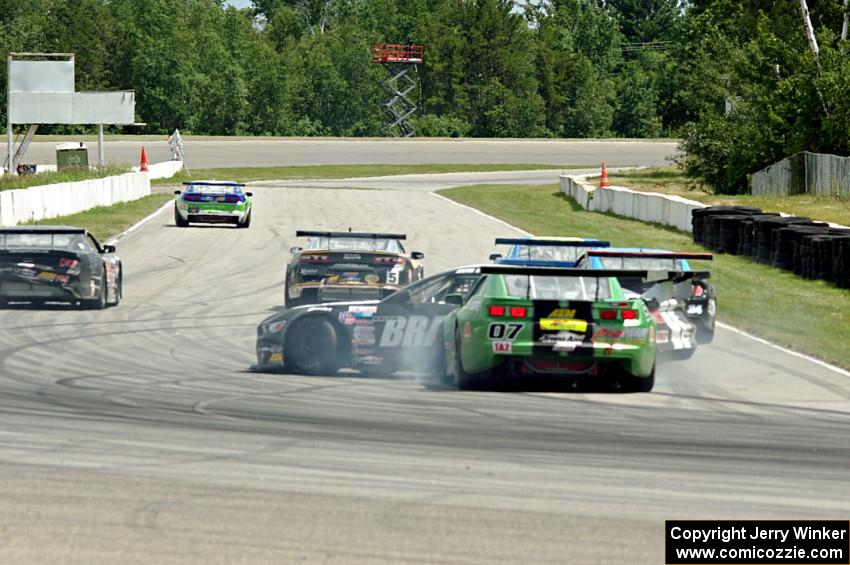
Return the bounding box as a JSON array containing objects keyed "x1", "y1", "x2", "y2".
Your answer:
[
  {"x1": 580, "y1": 248, "x2": 716, "y2": 346},
  {"x1": 489, "y1": 237, "x2": 611, "y2": 267}
]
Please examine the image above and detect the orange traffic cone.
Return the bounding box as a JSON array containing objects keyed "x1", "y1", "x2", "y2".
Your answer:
[
  {"x1": 140, "y1": 146, "x2": 149, "y2": 172},
  {"x1": 599, "y1": 161, "x2": 609, "y2": 188}
]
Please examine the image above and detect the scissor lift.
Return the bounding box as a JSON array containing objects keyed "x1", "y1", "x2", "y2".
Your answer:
[{"x1": 371, "y1": 44, "x2": 424, "y2": 137}]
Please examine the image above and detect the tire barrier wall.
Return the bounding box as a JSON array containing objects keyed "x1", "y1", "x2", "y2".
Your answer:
[
  {"x1": 0, "y1": 161, "x2": 183, "y2": 227},
  {"x1": 751, "y1": 152, "x2": 850, "y2": 197},
  {"x1": 560, "y1": 174, "x2": 705, "y2": 233},
  {"x1": 693, "y1": 207, "x2": 850, "y2": 289}
]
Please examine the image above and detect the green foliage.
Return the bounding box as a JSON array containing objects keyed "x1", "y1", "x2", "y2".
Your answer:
[
  {"x1": 1, "y1": 0, "x2": 843, "y2": 172},
  {"x1": 677, "y1": 1, "x2": 850, "y2": 194},
  {"x1": 410, "y1": 114, "x2": 471, "y2": 137}
]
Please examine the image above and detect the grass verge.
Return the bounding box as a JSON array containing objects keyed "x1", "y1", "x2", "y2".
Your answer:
[
  {"x1": 605, "y1": 167, "x2": 850, "y2": 227},
  {"x1": 153, "y1": 163, "x2": 588, "y2": 186},
  {"x1": 441, "y1": 182, "x2": 850, "y2": 370},
  {"x1": 26, "y1": 193, "x2": 174, "y2": 242},
  {"x1": 1, "y1": 166, "x2": 129, "y2": 192}
]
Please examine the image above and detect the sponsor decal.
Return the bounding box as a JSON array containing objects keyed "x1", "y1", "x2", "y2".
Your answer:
[
  {"x1": 540, "y1": 331, "x2": 584, "y2": 352},
  {"x1": 299, "y1": 268, "x2": 319, "y2": 275},
  {"x1": 540, "y1": 318, "x2": 587, "y2": 332},
  {"x1": 289, "y1": 286, "x2": 302, "y2": 298},
  {"x1": 364, "y1": 273, "x2": 380, "y2": 284},
  {"x1": 487, "y1": 322, "x2": 523, "y2": 340},
  {"x1": 492, "y1": 341, "x2": 512, "y2": 354},
  {"x1": 352, "y1": 325, "x2": 375, "y2": 345},
  {"x1": 338, "y1": 312, "x2": 356, "y2": 325},
  {"x1": 548, "y1": 308, "x2": 576, "y2": 318},
  {"x1": 37, "y1": 271, "x2": 56, "y2": 282},
  {"x1": 379, "y1": 315, "x2": 445, "y2": 347},
  {"x1": 686, "y1": 304, "x2": 703, "y2": 315},
  {"x1": 592, "y1": 327, "x2": 649, "y2": 341},
  {"x1": 656, "y1": 328, "x2": 670, "y2": 344},
  {"x1": 357, "y1": 355, "x2": 384, "y2": 366},
  {"x1": 349, "y1": 305, "x2": 377, "y2": 319},
  {"x1": 269, "y1": 352, "x2": 283, "y2": 364},
  {"x1": 343, "y1": 254, "x2": 362, "y2": 260},
  {"x1": 55, "y1": 274, "x2": 69, "y2": 284},
  {"x1": 308, "y1": 306, "x2": 333, "y2": 313},
  {"x1": 463, "y1": 321, "x2": 471, "y2": 338}
]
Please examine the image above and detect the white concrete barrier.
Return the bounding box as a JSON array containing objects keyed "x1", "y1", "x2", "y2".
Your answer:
[
  {"x1": 134, "y1": 160, "x2": 184, "y2": 180},
  {"x1": 0, "y1": 160, "x2": 183, "y2": 226},
  {"x1": 560, "y1": 174, "x2": 705, "y2": 233}
]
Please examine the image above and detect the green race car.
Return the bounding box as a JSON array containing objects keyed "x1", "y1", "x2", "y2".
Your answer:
[
  {"x1": 439, "y1": 265, "x2": 698, "y2": 392},
  {"x1": 173, "y1": 181, "x2": 253, "y2": 228}
]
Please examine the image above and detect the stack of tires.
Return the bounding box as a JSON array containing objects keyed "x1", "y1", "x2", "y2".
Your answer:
[{"x1": 692, "y1": 206, "x2": 850, "y2": 288}]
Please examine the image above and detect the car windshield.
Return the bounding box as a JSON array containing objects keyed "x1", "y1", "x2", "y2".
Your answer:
[
  {"x1": 511, "y1": 245, "x2": 586, "y2": 263},
  {"x1": 598, "y1": 257, "x2": 679, "y2": 270},
  {"x1": 309, "y1": 237, "x2": 403, "y2": 253},
  {"x1": 184, "y1": 184, "x2": 242, "y2": 194},
  {"x1": 503, "y1": 275, "x2": 611, "y2": 300},
  {"x1": 0, "y1": 233, "x2": 85, "y2": 251}
]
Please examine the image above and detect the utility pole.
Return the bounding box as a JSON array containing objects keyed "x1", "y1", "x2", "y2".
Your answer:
[{"x1": 842, "y1": 0, "x2": 849, "y2": 41}]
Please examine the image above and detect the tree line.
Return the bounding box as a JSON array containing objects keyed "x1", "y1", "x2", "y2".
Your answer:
[{"x1": 2, "y1": 0, "x2": 849, "y2": 193}]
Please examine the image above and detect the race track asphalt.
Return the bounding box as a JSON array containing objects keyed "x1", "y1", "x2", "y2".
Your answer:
[
  {"x1": 16, "y1": 138, "x2": 678, "y2": 168},
  {"x1": 0, "y1": 178, "x2": 848, "y2": 564}
]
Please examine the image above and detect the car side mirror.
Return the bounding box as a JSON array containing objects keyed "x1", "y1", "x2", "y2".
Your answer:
[
  {"x1": 444, "y1": 293, "x2": 463, "y2": 305},
  {"x1": 102, "y1": 244, "x2": 116, "y2": 254},
  {"x1": 173, "y1": 190, "x2": 181, "y2": 195},
  {"x1": 411, "y1": 251, "x2": 425, "y2": 260},
  {"x1": 489, "y1": 253, "x2": 502, "y2": 261},
  {"x1": 245, "y1": 192, "x2": 253, "y2": 197},
  {"x1": 290, "y1": 246, "x2": 302, "y2": 254}
]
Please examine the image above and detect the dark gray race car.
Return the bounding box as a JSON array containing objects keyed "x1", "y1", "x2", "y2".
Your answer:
[{"x1": 0, "y1": 226, "x2": 122, "y2": 309}]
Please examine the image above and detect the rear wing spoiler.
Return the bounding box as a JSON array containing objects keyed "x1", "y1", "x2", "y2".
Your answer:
[
  {"x1": 495, "y1": 238, "x2": 610, "y2": 248},
  {"x1": 584, "y1": 250, "x2": 713, "y2": 261},
  {"x1": 296, "y1": 230, "x2": 406, "y2": 240},
  {"x1": 182, "y1": 181, "x2": 246, "y2": 187},
  {"x1": 0, "y1": 228, "x2": 85, "y2": 235},
  {"x1": 479, "y1": 265, "x2": 710, "y2": 283}
]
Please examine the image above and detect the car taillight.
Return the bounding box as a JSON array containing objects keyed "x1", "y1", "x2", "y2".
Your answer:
[
  {"x1": 599, "y1": 309, "x2": 617, "y2": 320},
  {"x1": 621, "y1": 309, "x2": 638, "y2": 320},
  {"x1": 489, "y1": 305, "x2": 505, "y2": 317},
  {"x1": 692, "y1": 284, "x2": 704, "y2": 297},
  {"x1": 374, "y1": 256, "x2": 405, "y2": 265},
  {"x1": 300, "y1": 254, "x2": 330, "y2": 263},
  {"x1": 59, "y1": 258, "x2": 79, "y2": 269},
  {"x1": 225, "y1": 195, "x2": 242, "y2": 203},
  {"x1": 509, "y1": 306, "x2": 527, "y2": 318},
  {"x1": 184, "y1": 194, "x2": 201, "y2": 202}
]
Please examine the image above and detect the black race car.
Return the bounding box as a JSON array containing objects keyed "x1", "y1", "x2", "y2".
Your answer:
[
  {"x1": 284, "y1": 230, "x2": 425, "y2": 308},
  {"x1": 257, "y1": 266, "x2": 482, "y2": 376},
  {"x1": 0, "y1": 226, "x2": 122, "y2": 309}
]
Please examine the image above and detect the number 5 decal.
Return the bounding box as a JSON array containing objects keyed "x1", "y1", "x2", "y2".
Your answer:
[
  {"x1": 387, "y1": 271, "x2": 399, "y2": 284},
  {"x1": 488, "y1": 322, "x2": 523, "y2": 340}
]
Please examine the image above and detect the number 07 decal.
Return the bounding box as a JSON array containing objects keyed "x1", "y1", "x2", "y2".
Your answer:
[{"x1": 488, "y1": 322, "x2": 523, "y2": 340}]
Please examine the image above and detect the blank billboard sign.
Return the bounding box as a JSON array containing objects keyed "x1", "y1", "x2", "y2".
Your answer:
[{"x1": 8, "y1": 60, "x2": 74, "y2": 93}]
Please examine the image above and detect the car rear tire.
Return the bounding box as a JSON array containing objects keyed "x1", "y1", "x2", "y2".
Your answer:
[
  {"x1": 237, "y1": 209, "x2": 252, "y2": 229},
  {"x1": 285, "y1": 317, "x2": 339, "y2": 376},
  {"x1": 621, "y1": 363, "x2": 655, "y2": 393},
  {"x1": 453, "y1": 331, "x2": 490, "y2": 390},
  {"x1": 175, "y1": 208, "x2": 189, "y2": 227},
  {"x1": 82, "y1": 275, "x2": 108, "y2": 310}
]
